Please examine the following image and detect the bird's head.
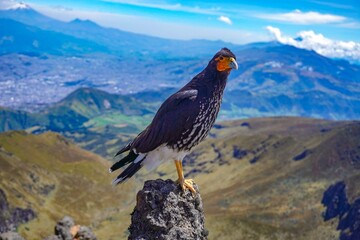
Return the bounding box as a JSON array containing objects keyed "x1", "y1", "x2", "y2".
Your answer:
[{"x1": 211, "y1": 48, "x2": 238, "y2": 72}]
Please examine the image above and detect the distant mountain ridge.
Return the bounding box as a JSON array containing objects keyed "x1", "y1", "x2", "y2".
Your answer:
[
  {"x1": 1, "y1": 82, "x2": 360, "y2": 160},
  {"x1": 0, "y1": 18, "x2": 108, "y2": 55},
  {"x1": 221, "y1": 44, "x2": 360, "y2": 120},
  {"x1": 0, "y1": 6, "x2": 236, "y2": 57},
  {"x1": 0, "y1": 4, "x2": 360, "y2": 121}
]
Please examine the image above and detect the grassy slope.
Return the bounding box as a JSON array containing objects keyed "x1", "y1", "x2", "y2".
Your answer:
[
  {"x1": 1, "y1": 117, "x2": 359, "y2": 239},
  {"x1": 137, "y1": 117, "x2": 360, "y2": 239},
  {"x1": 184, "y1": 117, "x2": 360, "y2": 240},
  {"x1": 0, "y1": 131, "x2": 138, "y2": 240}
]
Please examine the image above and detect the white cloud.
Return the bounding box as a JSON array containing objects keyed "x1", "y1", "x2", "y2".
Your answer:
[
  {"x1": 336, "y1": 22, "x2": 360, "y2": 29},
  {"x1": 257, "y1": 9, "x2": 346, "y2": 24},
  {"x1": 310, "y1": 0, "x2": 354, "y2": 10},
  {"x1": 0, "y1": 0, "x2": 30, "y2": 10},
  {"x1": 101, "y1": 0, "x2": 221, "y2": 16},
  {"x1": 266, "y1": 26, "x2": 360, "y2": 62},
  {"x1": 218, "y1": 16, "x2": 232, "y2": 25},
  {"x1": 28, "y1": 3, "x2": 267, "y2": 44},
  {"x1": 51, "y1": 5, "x2": 73, "y2": 12},
  {"x1": 0, "y1": 0, "x2": 13, "y2": 9}
]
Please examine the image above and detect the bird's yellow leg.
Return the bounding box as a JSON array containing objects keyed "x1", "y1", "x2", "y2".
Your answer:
[{"x1": 174, "y1": 160, "x2": 196, "y2": 194}]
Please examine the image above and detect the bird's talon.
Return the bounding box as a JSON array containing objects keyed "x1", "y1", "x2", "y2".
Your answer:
[{"x1": 177, "y1": 178, "x2": 196, "y2": 194}]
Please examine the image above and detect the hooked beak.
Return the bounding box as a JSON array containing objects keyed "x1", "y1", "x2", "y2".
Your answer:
[{"x1": 229, "y1": 57, "x2": 238, "y2": 70}]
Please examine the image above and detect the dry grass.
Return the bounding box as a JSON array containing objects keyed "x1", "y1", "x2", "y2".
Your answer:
[
  {"x1": 1, "y1": 117, "x2": 359, "y2": 239},
  {"x1": 0, "y1": 131, "x2": 136, "y2": 239}
]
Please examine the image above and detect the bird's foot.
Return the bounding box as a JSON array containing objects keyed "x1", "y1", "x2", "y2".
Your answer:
[{"x1": 176, "y1": 178, "x2": 196, "y2": 194}]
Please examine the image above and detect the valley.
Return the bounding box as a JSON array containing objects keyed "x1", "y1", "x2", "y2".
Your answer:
[{"x1": 1, "y1": 7, "x2": 360, "y2": 120}]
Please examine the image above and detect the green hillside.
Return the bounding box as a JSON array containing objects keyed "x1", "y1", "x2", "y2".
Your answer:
[
  {"x1": 0, "y1": 107, "x2": 41, "y2": 132},
  {"x1": 48, "y1": 87, "x2": 152, "y2": 119},
  {"x1": 0, "y1": 88, "x2": 152, "y2": 132},
  {"x1": 0, "y1": 88, "x2": 155, "y2": 157}
]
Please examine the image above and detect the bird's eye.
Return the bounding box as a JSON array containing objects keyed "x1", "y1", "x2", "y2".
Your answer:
[{"x1": 219, "y1": 56, "x2": 224, "y2": 61}]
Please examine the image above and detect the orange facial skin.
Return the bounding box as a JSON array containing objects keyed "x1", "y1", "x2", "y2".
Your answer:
[{"x1": 215, "y1": 56, "x2": 238, "y2": 72}]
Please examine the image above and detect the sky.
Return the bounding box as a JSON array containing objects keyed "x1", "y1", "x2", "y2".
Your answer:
[{"x1": 1, "y1": 0, "x2": 360, "y2": 61}]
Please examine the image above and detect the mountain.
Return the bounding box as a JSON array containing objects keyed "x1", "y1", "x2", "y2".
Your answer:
[
  {"x1": 0, "y1": 18, "x2": 108, "y2": 55},
  {"x1": 1, "y1": 3, "x2": 360, "y2": 120},
  {"x1": 42, "y1": 88, "x2": 155, "y2": 157},
  {"x1": 43, "y1": 87, "x2": 153, "y2": 130},
  {"x1": 128, "y1": 44, "x2": 360, "y2": 120},
  {"x1": 0, "y1": 87, "x2": 153, "y2": 132},
  {"x1": 2, "y1": 117, "x2": 359, "y2": 239},
  {"x1": 0, "y1": 88, "x2": 155, "y2": 157},
  {"x1": 0, "y1": 106, "x2": 41, "y2": 132},
  {"x1": 3, "y1": 41, "x2": 360, "y2": 119},
  {"x1": 220, "y1": 44, "x2": 360, "y2": 120},
  {"x1": 0, "y1": 130, "x2": 137, "y2": 239},
  {"x1": 53, "y1": 87, "x2": 152, "y2": 117},
  {"x1": 0, "y1": 6, "x2": 236, "y2": 57},
  {"x1": 1, "y1": 76, "x2": 360, "y2": 157},
  {"x1": 0, "y1": 3, "x2": 59, "y2": 29},
  {"x1": 182, "y1": 117, "x2": 360, "y2": 239}
]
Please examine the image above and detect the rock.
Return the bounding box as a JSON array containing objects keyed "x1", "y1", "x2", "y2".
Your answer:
[
  {"x1": 321, "y1": 181, "x2": 350, "y2": 220},
  {"x1": 54, "y1": 216, "x2": 75, "y2": 240},
  {"x1": 129, "y1": 179, "x2": 208, "y2": 240},
  {"x1": 322, "y1": 181, "x2": 360, "y2": 239},
  {"x1": 0, "y1": 189, "x2": 36, "y2": 233},
  {"x1": 249, "y1": 156, "x2": 260, "y2": 164},
  {"x1": 0, "y1": 232, "x2": 25, "y2": 240},
  {"x1": 338, "y1": 199, "x2": 360, "y2": 240},
  {"x1": 293, "y1": 149, "x2": 312, "y2": 161},
  {"x1": 75, "y1": 226, "x2": 97, "y2": 240},
  {"x1": 11, "y1": 208, "x2": 36, "y2": 230},
  {"x1": 49, "y1": 216, "x2": 96, "y2": 240},
  {"x1": 232, "y1": 146, "x2": 248, "y2": 159},
  {"x1": 241, "y1": 122, "x2": 250, "y2": 127}
]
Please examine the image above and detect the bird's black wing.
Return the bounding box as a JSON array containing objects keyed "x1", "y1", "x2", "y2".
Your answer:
[
  {"x1": 131, "y1": 89, "x2": 199, "y2": 153},
  {"x1": 114, "y1": 141, "x2": 132, "y2": 157}
]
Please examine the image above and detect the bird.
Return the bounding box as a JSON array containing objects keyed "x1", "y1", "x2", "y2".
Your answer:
[{"x1": 109, "y1": 48, "x2": 238, "y2": 193}]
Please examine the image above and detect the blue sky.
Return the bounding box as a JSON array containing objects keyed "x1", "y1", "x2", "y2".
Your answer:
[
  {"x1": 19, "y1": 0, "x2": 359, "y2": 42},
  {"x1": 1, "y1": 0, "x2": 360, "y2": 61}
]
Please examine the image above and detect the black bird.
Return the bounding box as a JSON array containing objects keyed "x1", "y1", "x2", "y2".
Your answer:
[{"x1": 110, "y1": 48, "x2": 238, "y2": 193}]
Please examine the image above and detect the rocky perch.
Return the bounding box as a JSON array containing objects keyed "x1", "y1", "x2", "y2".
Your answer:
[{"x1": 129, "y1": 179, "x2": 208, "y2": 240}]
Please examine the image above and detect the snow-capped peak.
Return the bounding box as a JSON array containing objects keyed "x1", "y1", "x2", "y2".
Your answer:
[{"x1": 0, "y1": 1, "x2": 31, "y2": 10}]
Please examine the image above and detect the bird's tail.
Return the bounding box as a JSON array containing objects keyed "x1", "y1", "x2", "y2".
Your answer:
[{"x1": 110, "y1": 150, "x2": 146, "y2": 185}]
